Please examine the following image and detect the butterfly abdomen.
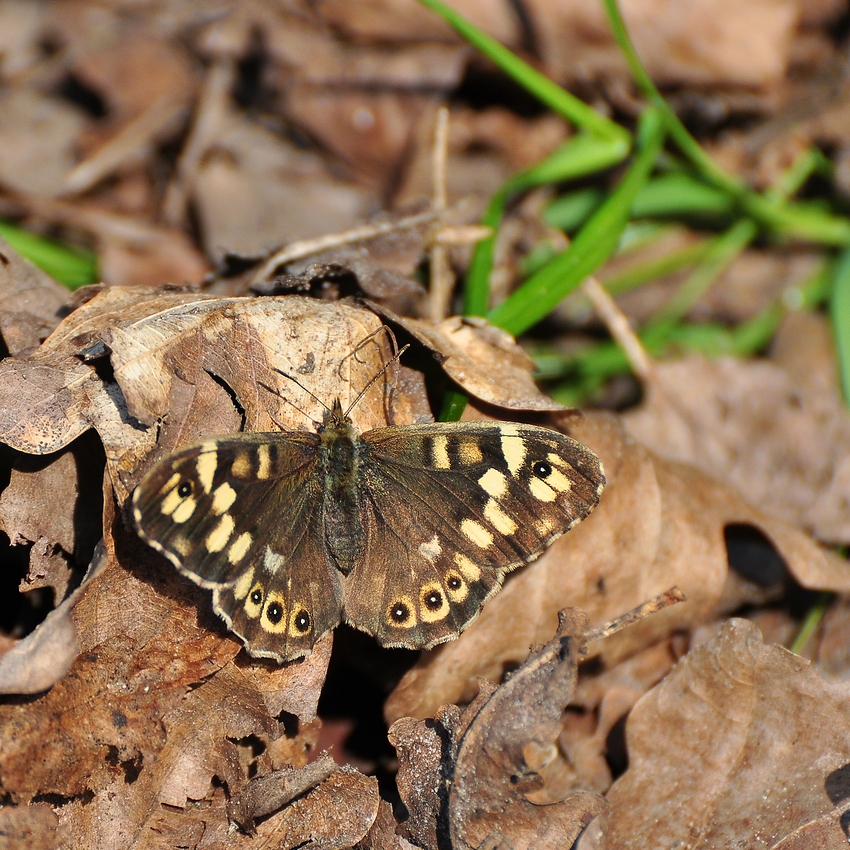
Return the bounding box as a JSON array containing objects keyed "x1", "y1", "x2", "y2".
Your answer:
[{"x1": 319, "y1": 407, "x2": 367, "y2": 575}]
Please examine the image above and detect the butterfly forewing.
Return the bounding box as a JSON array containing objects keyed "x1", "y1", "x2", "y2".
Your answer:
[
  {"x1": 132, "y1": 432, "x2": 345, "y2": 659},
  {"x1": 343, "y1": 421, "x2": 605, "y2": 648}
]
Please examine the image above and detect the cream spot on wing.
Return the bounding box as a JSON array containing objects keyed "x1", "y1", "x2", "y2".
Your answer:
[
  {"x1": 231, "y1": 452, "x2": 252, "y2": 477},
  {"x1": 484, "y1": 499, "x2": 518, "y2": 535},
  {"x1": 454, "y1": 552, "x2": 481, "y2": 582},
  {"x1": 206, "y1": 513, "x2": 235, "y2": 552},
  {"x1": 418, "y1": 535, "x2": 442, "y2": 562},
  {"x1": 171, "y1": 536, "x2": 191, "y2": 556},
  {"x1": 547, "y1": 451, "x2": 570, "y2": 469},
  {"x1": 420, "y1": 582, "x2": 450, "y2": 623},
  {"x1": 535, "y1": 517, "x2": 555, "y2": 536},
  {"x1": 458, "y1": 440, "x2": 483, "y2": 465},
  {"x1": 159, "y1": 486, "x2": 184, "y2": 517},
  {"x1": 211, "y1": 482, "x2": 237, "y2": 515},
  {"x1": 232, "y1": 566, "x2": 255, "y2": 600},
  {"x1": 478, "y1": 468, "x2": 508, "y2": 499},
  {"x1": 431, "y1": 435, "x2": 451, "y2": 469},
  {"x1": 529, "y1": 477, "x2": 556, "y2": 502},
  {"x1": 228, "y1": 531, "x2": 253, "y2": 565},
  {"x1": 257, "y1": 444, "x2": 272, "y2": 479},
  {"x1": 501, "y1": 427, "x2": 527, "y2": 477},
  {"x1": 461, "y1": 519, "x2": 494, "y2": 549},
  {"x1": 196, "y1": 445, "x2": 218, "y2": 493},
  {"x1": 546, "y1": 468, "x2": 572, "y2": 493},
  {"x1": 263, "y1": 546, "x2": 285, "y2": 574},
  {"x1": 172, "y1": 497, "x2": 197, "y2": 524}
]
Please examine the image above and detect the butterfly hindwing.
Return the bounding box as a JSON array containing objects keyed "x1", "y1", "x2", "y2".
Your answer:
[
  {"x1": 132, "y1": 432, "x2": 345, "y2": 660},
  {"x1": 343, "y1": 421, "x2": 605, "y2": 648}
]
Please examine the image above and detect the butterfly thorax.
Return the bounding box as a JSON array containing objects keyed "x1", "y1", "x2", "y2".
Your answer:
[{"x1": 318, "y1": 399, "x2": 367, "y2": 575}]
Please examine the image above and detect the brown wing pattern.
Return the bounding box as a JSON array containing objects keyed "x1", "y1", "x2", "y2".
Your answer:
[
  {"x1": 132, "y1": 432, "x2": 344, "y2": 660},
  {"x1": 343, "y1": 421, "x2": 604, "y2": 648}
]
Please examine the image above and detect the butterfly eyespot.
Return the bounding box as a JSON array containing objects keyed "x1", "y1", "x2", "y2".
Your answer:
[
  {"x1": 292, "y1": 609, "x2": 311, "y2": 634},
  {"x1": 532, "y1": 460, "x2": 552, "y2": 478},
  {"x1": 444, "y1": 570, "x2": 469, "y2": 603},
  {"x1": 177, "y1": 480, "x2": 193, "y2": 497},
  {"x1": 389, "y1": 600, "x2": 414, "y2": 626},
  {"x1": 266, "y1": 601, "x2": 284, "y2": 625},
  {"x1": 423, "y1": 589, "x2": 443, "y2": 611},
  {"x1": 250, "y1": 588, "x2": 263, "y2": 605}
]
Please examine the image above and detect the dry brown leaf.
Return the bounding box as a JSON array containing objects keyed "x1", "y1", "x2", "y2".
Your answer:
[
  {"x1": 0, "y1": 89, "x2": 85, "y2": 196},
  {"x1": 386, "y1": 411, "x2": 849, "y2": 721},
  {"x1": 319, "y1": 0, "x2": 798, "y2": 92},
  {"x1": 283, "y1": 39, "x2": 467, "y2": 192},
  {"x1": 251, "y1": 247, "x2": 426, "y2": 317},
  {"x1": 0, "y1": 237, "x2": 70, "y2": 357},
  {"x1": 388, "y1": 313, "x2": 568, "y2": 412},
  {"x1": 390, "y1": 608, "x2": 604, "y2": 850},
  {"x1": 194, "y1": 115, "x2": 376, "y2": 261},
  {"x1": 250, "y1": 766, "x2": 380, "y2": 850},
  {"x1": 606, "y1": 618, "x2": 850, "y2": 848},
  {"x1": 0, "y1": 433, "x2": 103, "y2": 599},
  {"x1": 0, "y1": 804, "x2": 66, "y2": 850},
  {"x1": 624, "y1": 352, "x2": 850, "y2": 543}
]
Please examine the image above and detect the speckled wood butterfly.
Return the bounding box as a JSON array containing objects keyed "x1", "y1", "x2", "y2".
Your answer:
[{"x1": 132, "y1": 388, "x2": 604, "y2": 662}]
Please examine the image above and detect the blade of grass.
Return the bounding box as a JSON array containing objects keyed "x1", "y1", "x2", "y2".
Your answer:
[
  {"x1": 645, "y1": 217, "x2": 758, "y2": 333},
  {"x1": 830, "y1": 246, "x2": 850, "y2": 405},
  {"x1": 487, "y1": 106, "x2": 666, "y2": 336},
  {"x1": 0, "y1": 220, "x2": 98, "y2": 289},
  {"x1": 464, "y1": 132, "x2": 629, "y2": 316},
  {"x1": 418, "y1": 0, "x2": 629, "y2": 145},
  {"x1": 600, "y1": 0, "x2": 850, "y2": 246}
]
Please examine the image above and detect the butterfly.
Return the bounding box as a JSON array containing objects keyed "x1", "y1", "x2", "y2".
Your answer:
[{"x1": 132, "y1": 395, "x2": 605, "y2": 662}]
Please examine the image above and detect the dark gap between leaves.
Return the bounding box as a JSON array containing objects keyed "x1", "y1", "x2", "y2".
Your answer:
[
  {"x1": 54, "y1": 72, "x2": 109, "y2": 119},
  {"x1": 318, "y1": 625, "x2": 419, "y2": 803},
  {"x1": 724, "y1": 523, "x2": 788, "y2": 587}
]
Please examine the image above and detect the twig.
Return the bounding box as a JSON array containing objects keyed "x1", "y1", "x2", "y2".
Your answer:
[
  {"x1": 582, "y1": 275, "x2": 655, "y2": 383},
  {"x1": 247, "y1": 209, "x2": 437, "y2": 286},
  {"x1": 427, "y1": 106, "x2": 454, "y2": 322},
  {"x1": 61, "y1": 95, "x2": 188, "y2": 196},
  {"x1": 585, "y1": 587, "x2": 686, "y2": 643}
]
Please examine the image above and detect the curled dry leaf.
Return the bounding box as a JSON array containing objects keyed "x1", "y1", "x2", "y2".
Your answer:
[
  {"x1": 0, "y1": 541, "x2": 108, "y2": 696},
  {"x1": 386, "y1": 412, "x2": 850, "y2": 721},
  {"x1": 625, "y1": 353, "x2": 850, "y2": 544},
  {"x1": 247, "y1": 766, "x2": 380, "y2": 850},
  {"x1": 390, "y1": 608, "x2": 604, "y2": 850},
  {"x1": 386, "y1": 311, "x2": 567, "y2": 412},
  {"x1": 0, "y1": 285, "x2": 212, "y2": 461},
  {"x1": 251, "y1": 246, "x2": 426, "y2": 317},
  {"x1": 606, "y1": 618, "x2": 850, "y2": 849}
]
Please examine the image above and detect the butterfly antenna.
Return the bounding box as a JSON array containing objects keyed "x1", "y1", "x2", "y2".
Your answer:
[
  {"x1": 266, "y1": 369, "x2": 333, "y2": 417},
  {"x1": 344, "y1": 341, "x2": 410, "y2": 417}
]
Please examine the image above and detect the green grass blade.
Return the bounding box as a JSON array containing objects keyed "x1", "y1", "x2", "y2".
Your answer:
[
  {"x1": 0, "y1": 220, "x2": 98, "y2": 289},
  {"x1": 418, "y1": 0, "x2": 629, "y2": 144},
  {"x1": 464, "y1": 133, "x2": 629, "y2": 316},
  {"x1": 830, "y1": 247, "x2": 850, "y2": 405},
  {"x1": 600, "y1": 0, "x2": 850, "y2": 246},
  {"x1": 487, "y1": 107, "x2": 666, "y2": 336}
]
